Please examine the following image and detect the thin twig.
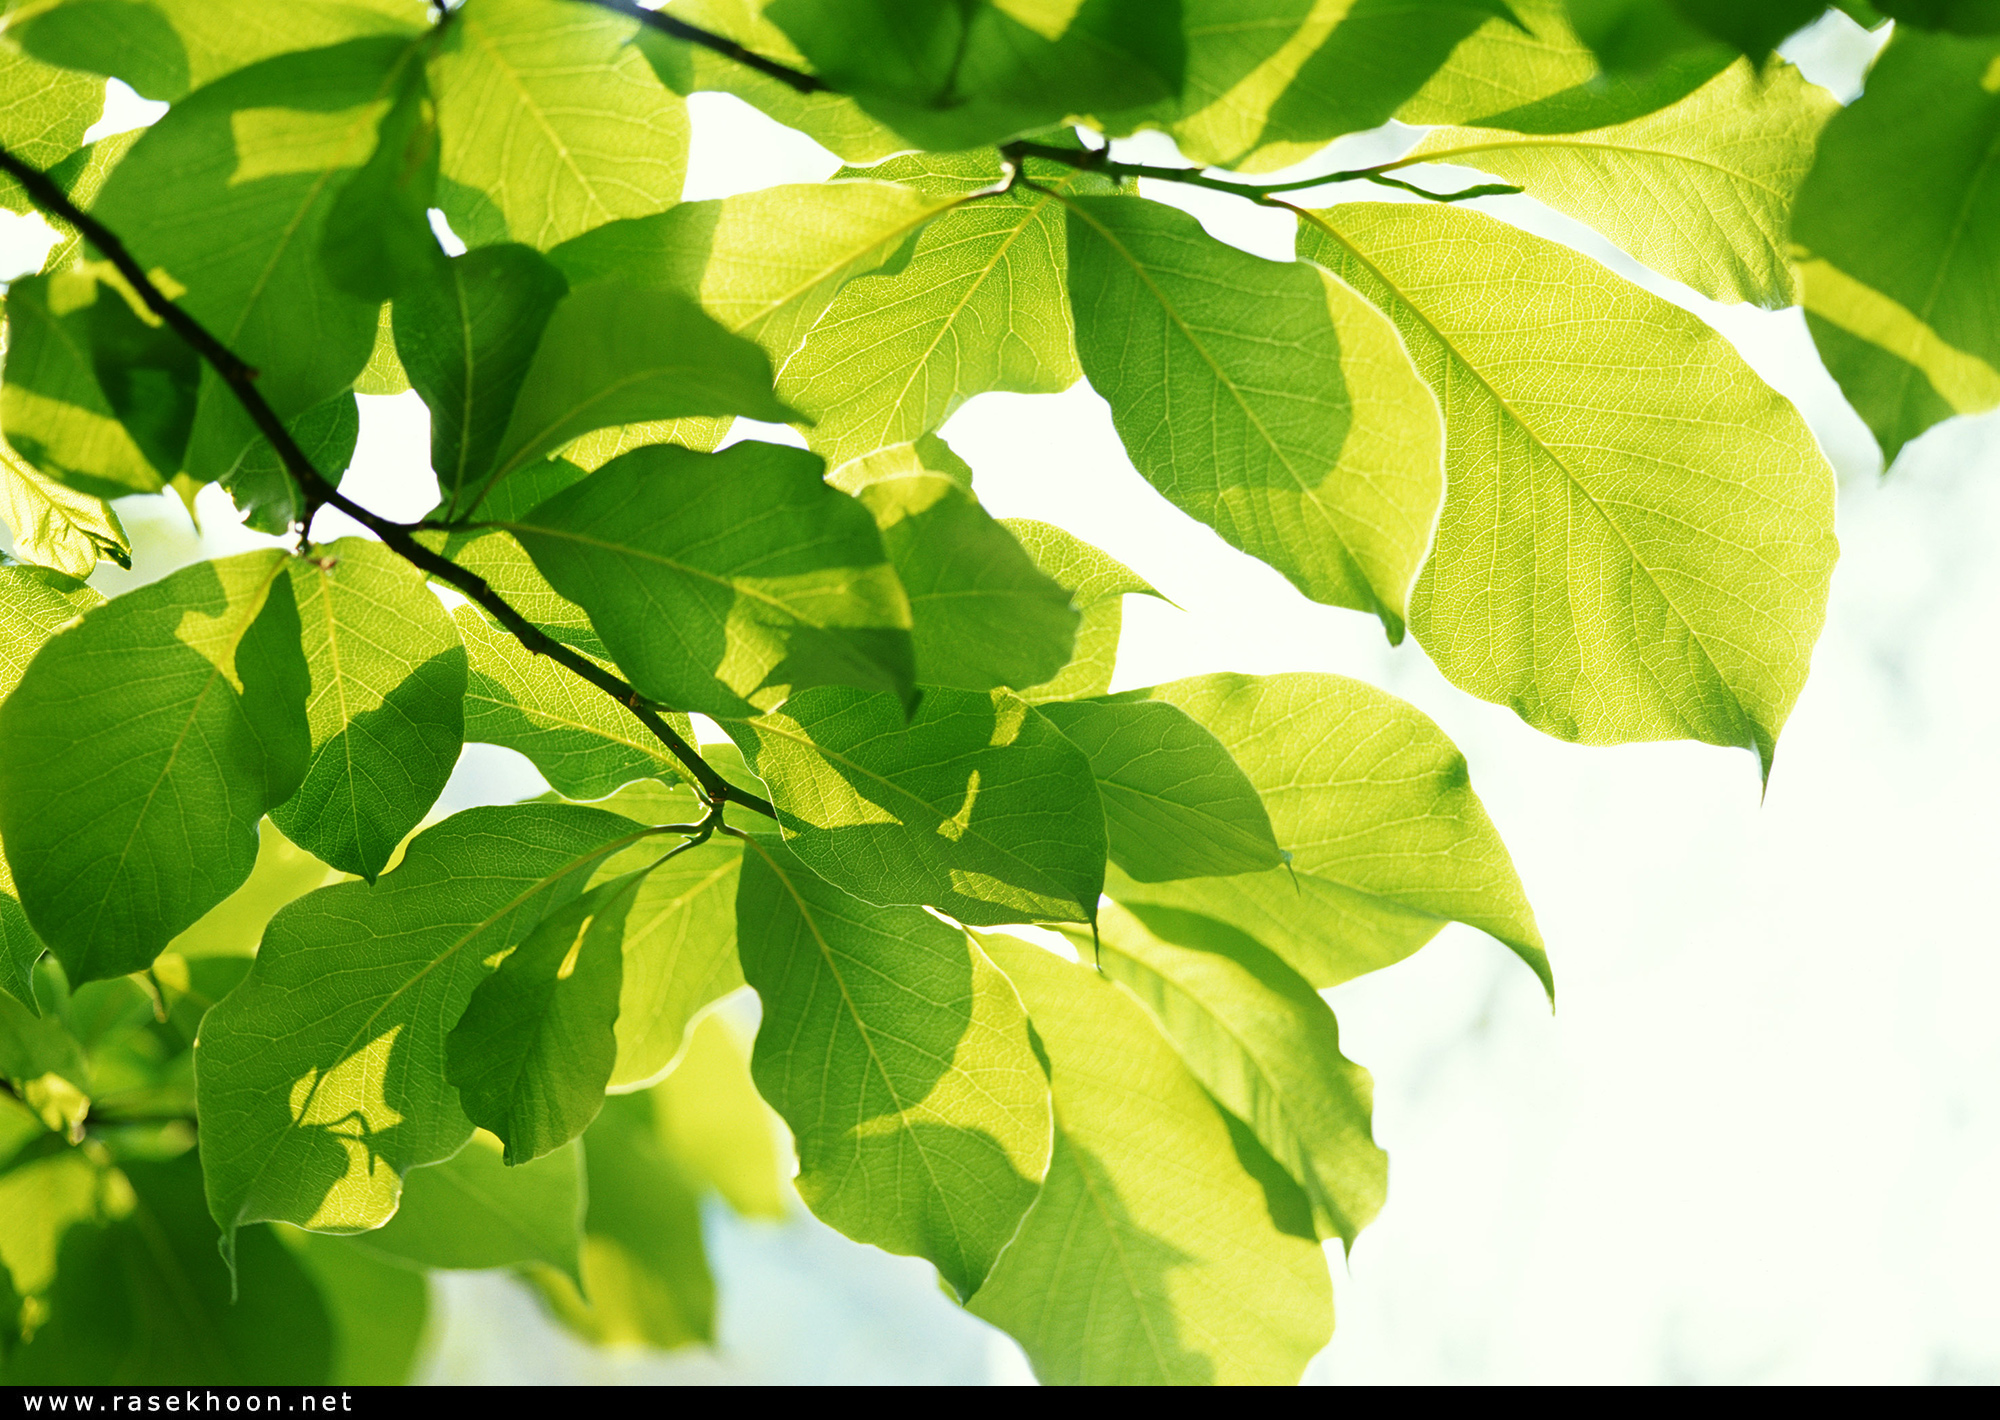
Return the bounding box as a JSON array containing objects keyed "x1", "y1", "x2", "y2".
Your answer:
[
  {"x1": 575, "y1": 0, "x2": 828, "y2": 94},
  {"x1": 0, "y1": 142, "x2": 776, "y2": 822},
  {"x1": 1001, "y1": 140, "x2": 1522, "y2": 207}
]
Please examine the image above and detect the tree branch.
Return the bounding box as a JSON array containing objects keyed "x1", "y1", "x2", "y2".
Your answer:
[
  {"x1": 0, "y1": 142, "x2": 778, "y2": 823},
  {"x1": 575, "y1": 0, "x2": 828, "y2": 94},
  {"x1": 1000, "y1": 140, "x2": 1522, "y2": 207}
]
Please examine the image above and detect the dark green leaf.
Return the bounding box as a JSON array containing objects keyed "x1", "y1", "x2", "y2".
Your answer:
[
  {"x1": 0, "y1": 551, "x2": 311, "y2": 985},
  {"x1": 858, "y1": 474, "x2": 1078, "y2": 691},
  {"x1": 727, "y1": 684, "x2": 1107, "y2": 926},
  {"x1": 320, "y1": 58, "x2": 441, "y2": 302},
  {"x1": 14, "y1": 0, "x2": 193, "y2": 102},
  {"x1": 735, "y1": 835, "x2": 1050, "y2": 1296},
  {"x1": 506, "y1": 440, "x2": 916, "y2": 718},
  {"x1": 1566, "y1": 0, "x2": 1821, "y2": 71},
  {"x1": 1876, "y1": 0, "x2": 2000, "y2": 32},
  {"x1": 767, "y1": 0, "x2": 1184, "y2": 150},
  {"x1": 1792, "y1": 28, "x2": 2000, "y2": 466},
  {"x1": 194, "y1": 803, "x2": 643, "y2": 1241},
  {"x1": 219, "y1": 392, "x2": 359, "y2": 536},
  {"x1": 3, "y1": 1151, "x2": 333, "y2": 1385},
  {"x1": 1067, "y1": 195, "x2": 1442, "y2": 641},
  {"x1": 1037, "y1": 696, "x2": 1282, "y2": 882},
  {"x1": 969, "y1": 932, "x2": 1333, "y2": 1384},
  {"x1": 342, "y1": 1130, "x2": 584, "y2": 1280},
  {"x1": 394, "y1": 244, "x2": 569, "y2": 516},
  {"x1": 270, "y1": 538, "x2": 467, "y2": 882},
  {"x1": 447, "y1": 867, "x2": 647, "y2": 1164},
  {"x1": 282, "y1": 1228, "x2": 430, "y2": 1386}
]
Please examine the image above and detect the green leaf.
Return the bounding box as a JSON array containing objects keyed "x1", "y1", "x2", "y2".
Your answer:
[
  {"x1": 1245, "y1": 0, "x2": 1521, "y2": 169},
  {"x1": 528, "y1": 1089, "x2": 713, "y2": 1348},
  {"x1": 0, "y1": 988, "x2": 88, "y2": 1103},
  {"x1": 429, "y1": 0, "x2": 686, "y2": 250},
  {"x1": 1067, "y1": 195, "x2": 1443, "y2": 641},
  {"x1": 0, "y1": 44, "x2": 107, "y2": 210},
  {"x1": 3, "y1": 1151, "x2": 334, "y2": 1385},
  {"x1": 422, "y1": 527, "x2": 609, "y2": 659},
  {"x1": 1403, "y1": 56, "x2": 1835, "y2": 307},
  {"x1": 767, "y1": 0, "x2": 1183, "y2": 150},
  {"x1": 1876, "y1": 0, "x2": 2000, "y2": 31},
  {"x1": 1791, "y1": 29, "x2": 2000, "y2": 467},
  {"x1": 651, "y1": 1013, "x2": 787, "y2": 1219},
  {"x1": 1037, "y1": 696, "x2": 1282, "y2": 882},
  {"x1": 473, "y1": 278, "x2": 798, "y2": 511},
  {"x1": 857, "y1": 474, "x2": 1079, "y2": 691},
  {"x1": 1001, "y1": 519, "x2": 1159, "y2": 704},
  {"x1": 165, "y1": 818, "x2": 340, "y2": 961},
  {"x1": 394, "y1": 243, "x2": 570, "y2": 515},
  {"x1": 1096, "y1": 0, "x2": 1316, "y2": 166},
  {"x1": 735, "y1": 835, "x2": 1050, "y2": 1296},
  {"x1": 1566, "y1": 0, "x2": 1822, "y2": 70},
  {"x1": 0, "y1": 444, "x2": 129, "y2": 581},
  {"x1": 0, "y1": 270, "x2": 172, "y2": 500},
  {"x1": 505, "y1": 440, "x2": 916, "y2": 718},
  {"x1": 1088, "y1": 902, "x2": 1384, "y2": 1246},
  {"x1": 91, "y1": 37, "x2": 420, "y2": 459},
  {"x1": 270, "y1": 538, "x2": 467, "y2": 883},
  {"x1": 1108, "y1": 673, "x2": 1551, "y2": 994},
  {"x1": 14, "y1": 0, "x2": 194, "y2": 102},
  {"x1": 453, "y1": 604, "x2": 689, "y2": 801},
  {"x1": 727, "y1": 684, "x2": 1107, "y2": 926},
  {"x1": 1460, "y1": 43, "x2": 1733, "y2": 131},
  {"x1": 968, "y1": 932, "x2": 1333, "y2": 1384},
  {"x1": 1300, "y1": 203, "x2": 1836, "y2": 772},
  {"x1": 0, "y1": 550, "x2": 311, "y2": 985},
  {"x1": 549, "y1": 179, "x2": 963, "y2": 367},
  {"x1": 194, "y1": 803, "x2": 642, "y2": 1240},
  {"x1": 282, "y1": 1227, "x2": 430, "y2": 1386},
  {"x1": 342, "y1": 1130, "x2": 584, "y2": 1280},
  {"x1": 642, "y1": 0, "x2": 906, "y2": 162},
  {"x1": 446, "y1": 867, "x2": 650, "y2": 1164},
  {"x1": 1398, "y1": 0, "x2": 1598, "y2": 125},
  {"x1": 781, "y1": 151, "x2": 1102, "y2": 475},
  {"x1": 35, "y1": 129, "x2": 146, "y2": 278},
  {"x1": 219, "y1": 392, "x2": 360, "y2": 536},
  {"x1": 319, "y1": 56, "x2": 442, "y2": 303},
  {"x1": 0, "y1": 898, "x2": 41, "y2": 1020},
  {"x1": 0, "y1": 1149, "x2": 103, "y2": 1306}
]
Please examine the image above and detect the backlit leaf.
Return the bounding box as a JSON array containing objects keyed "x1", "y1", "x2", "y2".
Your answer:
[
  {"x1": 1068, "y1": 195, "x2": 1443, "y2": 640},
  {"x1": 1002, "y1": 519, "x2": 1159, "y2": 704},
  {"x1": 651, "y1": 1013, "x2": 787, "y2": 1219},
  {"x1": 343, "y1": 1129, "x2": 583, "y2": 1280},
  {"x1": 194, "y1": 803, "x2": 642, "y2": 1241},
  {"x1": 1300, "y1": 203, "x2": 1836, "y2": 771},
  {"x1": 857, "y1": 474, "x2": 1079, "y2": 691},
  {"x1": 1791, "y1": 28, "x2": 2000, "y2": 466},
  {"x1": 282, "y1": 1228, "x2": 430, "y2": 1386},
  {"x1": 447, "y1": 867, "x2": 648, "y2": 1163},
  {"x1": 969, "y1": 932, "x2": 1333, "y2": 1384},
  {"x1": 1037, "y1": 696, "x2": 1282, "y2": 882},
  {"x1": 0, "y1": 44, "x2": 107, "y2": 210},
  {"x1": 735, "y1": 834, "x2": 1050, "y2": 1296},
  {"x1": 1403, "y1": 56, "x2": 1836, "y2": 307},
  {"x1": 429, "y1": 0, "x2": 686, "y2": 250},
  {"x1": 271, "y1": 538, "x2": 467, "y2": 883},
  {"x1": 727, "y1": 684, "x2": 1106, "y2": 925},
  {"x1": 1106, "y1": 673, "x2": 1550, "y2": 993},
  {"x1": 1089, "y1": 902, "x2": 1385, "y2": 1246},
  {"x1": 505, "y1": 440, "x2": 915, "y2": 718},
  {"x1": 0, "y1": 551, "x2": 311, "y2": 985}
]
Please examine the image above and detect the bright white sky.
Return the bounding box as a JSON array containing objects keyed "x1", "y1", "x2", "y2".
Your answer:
[{"x1": 2, "y1": 11, "x2": 1994, "y2": 1384}]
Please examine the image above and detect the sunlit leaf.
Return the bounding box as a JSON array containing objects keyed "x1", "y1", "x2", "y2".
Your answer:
[
  {"x1": 1068, "y1": 195, "x2": 1442, "y2": 641},
  {"x1": 1403, "y1": 56, "x2": 1835, "y2": 307},
  {"x1": 1106, "y1": 673, "x2": 1550, "y2": 993},
  {"x1": 0, "y1": 551, "x2": 311, "y2": 985},
  {"x1": 1038, "y1": 695, "x2": 1282, "y2": 882},
  {"x1": 506, "y1": 440, "x2": 915, "y2": 718},
  {"x1": 0, "y1": 43, "x2": 106, "y2": 210},
  {"x1": 1002, "y1": 519, "x2": 1159, "y2": 704},
  {"x1": 857, "y1": 474, "x2": 1078, "y2": 691},
  {"x1": 1398, "y1": 0, "x2": 1597, "y2": 124},
  {"x1": 429, "y1": 0, "x2": 685, "y2": 250},
  {"x1": 1792, "y1": 28, "x2": 2000, "y2": 466},
  {"x1": 195, "y1": 803, "x2": 642, "y2": 1241},
  {"x1": 651, "y1": 1013, "x2": 787, "y2": 1219},
  {"x1": 727, "y1": 684, "x2": 1107, "y2": 925},
  {"x1": 271, "y1": 538, "x2": 467, "y2": 882},
  {"x1": 1088, "y1": 902, "x2": 1384, "y2": 1246},
  {"x1": 969, "y1": 932, "x2": 1333, "y2": 1384},
  {"x1": 735, "y1": 834, "x2": 1050, "y2": 1296},
  {"x1": 1300, "y1": 203, "x2": 1836, "y2": 771}
]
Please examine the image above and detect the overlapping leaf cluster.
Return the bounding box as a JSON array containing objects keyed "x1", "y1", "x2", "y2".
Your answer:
[{"x1": 0, "y1": 0, "x2": 1971, "y2": 1387}]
